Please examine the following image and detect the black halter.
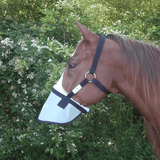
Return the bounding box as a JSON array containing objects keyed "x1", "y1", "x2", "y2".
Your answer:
[{"x1": 57, "y1": 36, "x2": 111, "y2": 110}]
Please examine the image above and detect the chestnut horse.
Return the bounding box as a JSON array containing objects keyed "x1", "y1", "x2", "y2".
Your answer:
[{"x1": 62, "y1": 21, "x2": 160, "y2": 159}]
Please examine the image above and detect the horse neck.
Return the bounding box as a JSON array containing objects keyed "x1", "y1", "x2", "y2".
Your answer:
[
  {"x1": 113, "y1": 56, "x2": 160, "y2": 120},
  {"x1": 104, "y1": 37, "x2": 160, "y2": 121}
]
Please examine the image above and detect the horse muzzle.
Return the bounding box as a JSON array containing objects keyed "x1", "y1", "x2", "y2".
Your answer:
[{"x1": 38, "y1": 73, "x2": 90, "y2": 125}]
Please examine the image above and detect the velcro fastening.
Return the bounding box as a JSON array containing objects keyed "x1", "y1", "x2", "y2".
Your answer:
[{"x1": 58, "y1": 96, "x2": 70, "y2": 109}]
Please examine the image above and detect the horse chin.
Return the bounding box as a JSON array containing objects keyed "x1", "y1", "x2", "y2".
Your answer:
[
  {"x1": 72, "y1": 98, "x2": 88, "y2": 107},
  {"x1": 71, "y1": 96, "x2": 88, "y2": 107}
]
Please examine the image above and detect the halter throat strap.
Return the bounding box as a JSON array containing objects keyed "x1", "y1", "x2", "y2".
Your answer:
[{"x1": 57, "y1": 36, "x2": 111, "y2": 110}]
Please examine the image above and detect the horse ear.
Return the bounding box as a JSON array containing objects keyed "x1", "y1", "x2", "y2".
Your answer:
[{"x1": 76, "y1": 21, "x2": 97, "y2": 42}]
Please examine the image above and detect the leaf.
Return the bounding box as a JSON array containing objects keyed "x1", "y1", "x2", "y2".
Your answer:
[
  {"x1": 50, "y1": 148, "x2": 53, "y2": 155},
  {"x1": 45, "y1": 148, "x2": 50, "y2": 153},
  {"x1": 56, "y1": 143, "x2": 59, "y2": 147}
]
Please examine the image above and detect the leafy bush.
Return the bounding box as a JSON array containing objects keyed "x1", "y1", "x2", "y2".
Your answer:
[
  {"x1": 0, "y1": 18, "x2": 74, "y2": 160},
  {"x1": 38, "y1": 1, "x2": 93, "y2": 46}
]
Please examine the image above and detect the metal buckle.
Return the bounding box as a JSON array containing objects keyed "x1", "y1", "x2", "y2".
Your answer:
[{"x1": 85, "y1": 71, "x2": 96, "y2": 82}]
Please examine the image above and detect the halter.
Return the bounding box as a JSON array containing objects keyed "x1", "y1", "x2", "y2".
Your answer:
[{"x1": 57, "y1": 36, "x2": 111, "y2": 111}]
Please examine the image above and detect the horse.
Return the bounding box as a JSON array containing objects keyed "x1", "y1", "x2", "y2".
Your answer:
[{"x1": 62, "y1": 21, "x2": 160, "y2": 159}]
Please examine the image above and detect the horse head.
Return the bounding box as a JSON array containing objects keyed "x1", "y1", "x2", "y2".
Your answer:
[{"x1": 62, "y1": 21, "x2": 123, "y2": 107}]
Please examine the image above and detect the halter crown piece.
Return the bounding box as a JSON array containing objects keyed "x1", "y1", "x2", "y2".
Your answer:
[
  {"x1": 58, "y1": 36, "x2": 111, "y2": 110},
  {"x1": 38, "y1": 36, "x2": 111, "y2": 125}
]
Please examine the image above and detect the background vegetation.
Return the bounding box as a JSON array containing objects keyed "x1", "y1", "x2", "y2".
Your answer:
[{"x1": 1, "y1": 0, "x2": 159, "y2": 159}]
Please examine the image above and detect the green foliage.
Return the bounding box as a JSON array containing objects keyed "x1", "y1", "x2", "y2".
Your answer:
[
  {"x1": 1, "y1": 0, "x2": 159, "y2": 159},
  {"x1": 71, "y1": 0, "x2": 160, "y2": 29},
  {"x1": 71, "y1": 0, "x2": 160, "y2": 46},
  {"x1": 38, "y1": 1, "x2": 93, "y2": 46},
  {"x1": 0, "y1": 0, "x2": 59, "y2": 21},
  {"x1": 0, "y1": 17, "x2": 73, "y2": 160}
]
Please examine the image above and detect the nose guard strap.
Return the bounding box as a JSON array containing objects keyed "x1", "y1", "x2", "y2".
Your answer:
[{"x1": 57, "y1": 78, "x2": 89, "y2": 109}]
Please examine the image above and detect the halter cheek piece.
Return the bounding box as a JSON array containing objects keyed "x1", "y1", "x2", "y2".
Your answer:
[{"x1": 58, "y1": 36, "x2": 111, "y2": 111}]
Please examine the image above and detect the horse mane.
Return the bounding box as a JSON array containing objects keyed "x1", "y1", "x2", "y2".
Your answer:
[{"x1": 106, "y1": 34, "x2": 160, "y2": 103}]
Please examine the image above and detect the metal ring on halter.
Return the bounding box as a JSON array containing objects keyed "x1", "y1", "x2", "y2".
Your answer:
[{"x1": 85, "y1": 71, "x2": 96, "y2": 82}]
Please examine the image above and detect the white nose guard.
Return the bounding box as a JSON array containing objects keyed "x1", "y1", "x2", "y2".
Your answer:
[{"x1": 38, "y1": 73, "x2": 90, "y2": 125}]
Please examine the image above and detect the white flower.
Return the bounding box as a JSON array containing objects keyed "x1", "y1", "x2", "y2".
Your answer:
[
  {"x1": 48, "y1": 59, "x2": 52, "y2": 62},
  {"x1": 67, "y1": 146, "x2": 70, "y2": 153},
  {"x1": 22, "y1": 102, "x2": 27, "y2": 106},
  {"x1": 6, "y1": 50, "x2": 11, "y2": 54},
  {"x1": 28, "y1": 103, "x2": 32, "y2": 107},
  {"x1": 23, "y1": 89, "x2": 27, "y2": 94},
  {"x1": 22, "y1": 47, "x2": 28, "y2": 51},
  {"x1": 15, "y1": 58, "x2": 20, "y2": 63},
  {"x1": 12, "y1": 92, "x2": 18, "y2": 97},
  {"x1": 21, "y1": 84, "x2": 26, "y2": 88},
  {"x1": 18, "y1": 39, "x2": 28, "y2": 50},
  {"x1": 32, "y1": 89, "x2": 36, "y2": 94},
  {"x1": 1, "y1": 80, "x2": 6, "y2": 84},
  {"x1": 8, "y1": 78, "x2": 12, "y2": 83},
  {"x1": 36, "y1": 46, "x2": 41, "y2": 52},
  {"x1": 108, "y1": 141, "x2": 112, "y2": 146},
  {"x1": 36, "y1": 45, "x2": 52, "y2": 51},
  {"x1": 2, "y1": 52, "x2": 7, "y2": 58},
  {"x1": 71, "y1": 143, "x2": 76, "y2": 147},
  {"x1": 33, "y1": 84, "x2": 39, "y2": 88},
  {"x1": 9, "y1": 59, "x2": 14, "y2": 65},
  {"x1": 28, "y1": 57, "x2": 35, "y2": 62},
  {"x1": 117, "y1": 20, "x2": 121, "y2": 24},
  {"x1": 10, "y1": 86, "x2": 14, "y2": 90},
  {"x1": 24, "y1": 96, "x2": 28, "y2": 101},
  {"x1": 31, "y1": 38, "x2": 39, "y2": 47},
  {"x1": 18, "y1": 71, "x2": 23, "y2": 77},
  {"x1": 1, "y1": 38, "x2": 14, "y2": 48},
  {"x1": 17, "y1": 79, "x2": 21, "y2": 84},
  {"x1": 16, "y1": 119, "x2": 19, "y2": 122},
  {"x1": 27, "y1": 72, "x2": 35, "y2": 80},
  {"x1": 1, "y1": 65, "x2": 6, "y2": 71}
]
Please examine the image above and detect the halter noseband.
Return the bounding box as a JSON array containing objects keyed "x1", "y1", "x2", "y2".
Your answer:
[{"x1": 58, "y1": 36, "x2": 111, "y2": 111}]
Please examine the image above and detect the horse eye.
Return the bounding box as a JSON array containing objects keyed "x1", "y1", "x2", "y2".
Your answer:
[{"x1": 69, "y1": 63, "x2": 77, "y2": 69}]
